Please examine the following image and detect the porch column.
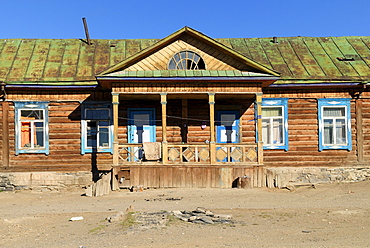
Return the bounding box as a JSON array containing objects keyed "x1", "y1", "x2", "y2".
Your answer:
[
  {"x1": 112, "y1": 92, "x2": 120, "y2": 190},
  {"x1": 208, "y1": 93, "x2": 216, "y2": 164},
  {"x1": 161, "y1": 93, "x2": 168, "y2": 164},
  {"x1": 256, "y1": 93, "x2": 263, "y2": 165}
]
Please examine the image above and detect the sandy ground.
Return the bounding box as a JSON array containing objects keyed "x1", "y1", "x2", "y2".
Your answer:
[{"x1": 1, "y1": 181, "x2": 370, "y2": 248}]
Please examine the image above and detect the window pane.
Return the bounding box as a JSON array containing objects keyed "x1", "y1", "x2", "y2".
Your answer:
[
  {"x1": 220, "y1": 114, "x2": 236, "y2": 127},
  {"x1": 99, "y1": 126, "x2": 110, "y2": 148},
  {"x1": 272, "y1": 118, "x2": 283, "y2": 144},
  {"x1": 34, "y1": 122, "x2": 44, "y2": 147},
  {"x1": 262, "y1": 107, "x2": 282, "y2": 117},
  {"x1": 336, "y1": 119, "x2": 346, "y2": 144},
  {"x1": 262, "y1": 119, "x2": 270, "y2": 144},
  {"x1": 21, "y1": 122, "x2": 31, "y2": 147},
  {"x1": 86, "y1": 109, "x2": 109, "y2": 120},
  {"x1": 324, "y1": 119, "x2": 334, "y2": 144},
  {"x1": 21, "y1": 110, "x2": 43, "y2": 120},
  {"x1": 323, "y1": 107, "x2": 345, "y2": 117},
  {"x1": 87, "y1": 121, "x2": 97, "y2": 148},
  {"x1": 168, "y1": 59, "x2": 176, "y2": 69}
]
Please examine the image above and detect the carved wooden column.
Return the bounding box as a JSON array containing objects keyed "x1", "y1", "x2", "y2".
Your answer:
[
  {"x1": 208, "y1": 93, "x2": 216, "y2": 164},
  {"x1": 112, "y1": 92, "x2": 119, "y2": 190},
  {"x1": 161, "y1": 93, "x2": 168, "y2": 164},
  {"x1": 256, "y1": 93, "x2": 263, "y2": 165}
]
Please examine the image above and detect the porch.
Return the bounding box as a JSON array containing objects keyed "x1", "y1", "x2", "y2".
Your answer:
[{"x1": 109, "y1": 91, "x2": 265, "y2": 189}]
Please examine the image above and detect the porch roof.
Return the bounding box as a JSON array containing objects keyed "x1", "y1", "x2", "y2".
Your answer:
[{"x1": 98, "y1": 70, "x2": 275, "y2": 78}]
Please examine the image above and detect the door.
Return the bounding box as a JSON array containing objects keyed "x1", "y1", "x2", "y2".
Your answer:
[
  {"x1": 216, "y1": 111, "x2": 240, "y2": 162},
  {"x1": 128, "y1": 108, "x2": 156, "y2": 160},
  {"x1": 216, "y1": 110, "x2": 240, "y2": 143}
]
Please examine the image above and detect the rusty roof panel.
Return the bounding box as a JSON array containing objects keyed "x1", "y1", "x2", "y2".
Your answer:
[
  {"x1": 318, "y1": 37, "x2": 359, "y2": 77},
  {"x1": 8, "y1": 40, "x2": 35, "y2": 80},
  {"x1": 288, "y1": 37, "x2": 326, "y2": 78},
  {"x1": 94, "y1": 40, "x2": 110, "y2": 74},
  {"x1": 125, "y1": 39, "x2": 141, "y2": 59},
  {"x1": 43, "y1": 40, "x2": 65, "y2": 80},
  {"x1": 109, "y1": 40, "x2": 126, "y2": 67},
  {"x1": 303, "y1": 37, "x2": 342, "y2": 78},
  {"x1": 276, "y1": 38, "x2": 309, "y2": 78},
  {"x1": 334, "y1": 37, "x2": 370, "y2": 77},
  {"x1": 244, "y1": 38, "x2": 273, "y2": 70},
  {"x1": 75, "y1": 42, "x2": 95, "y2": 80},
  {"x1": 229, "y1": 38, "x2": 252, "y2": 58},
  {"x1": 258, "y1": 38, "x2": 293, "y2": 77},
  {"x1": 141, "y1": 39, "x2": 158, "y2": 50},
  {"x1": 347, "y1": 37, "x2": 370, "y2": 68},
  {"x1": 0, "y1": 40, "x2": 22, "y2": 80}
]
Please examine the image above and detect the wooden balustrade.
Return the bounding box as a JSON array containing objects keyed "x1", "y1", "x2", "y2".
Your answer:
[{"x1": 118, "y1": 143, "x2": 258, "y2": 165}]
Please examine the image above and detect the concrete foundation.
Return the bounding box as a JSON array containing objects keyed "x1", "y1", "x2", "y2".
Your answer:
[
  {"x1": 0, "y1": 172, "x2": 93, "y2": 191},
  {"x1": 265, "y1": 167, "x2": 370, "y2": 189}
]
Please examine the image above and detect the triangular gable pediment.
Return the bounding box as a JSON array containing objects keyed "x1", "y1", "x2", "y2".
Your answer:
[{"x1": 97, "y1": 27, "x2": 279, "y2": 78}]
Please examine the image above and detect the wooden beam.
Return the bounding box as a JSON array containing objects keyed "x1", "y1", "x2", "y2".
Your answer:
[
  {"x1": 112, "y1": 93, "x2": 119, "y2": 191},
  {"x1": 181, "y1": 99, "x2": 188, "y2": 143},
  {"x1": 161, "y1": 93, "x2": 168, "y2": 164},
  {"x1": 256, "y1": 94, "x2": 263, "y2": 165},
  {"x1": 2, "y1": 101, "x2": 9, "y2": 167},
  {"x1": 208, "y1": 93, "x2": 216, "y2": 164},
  {"x1": 356, "y1": 99, "x2": 364, "y2": 163}
]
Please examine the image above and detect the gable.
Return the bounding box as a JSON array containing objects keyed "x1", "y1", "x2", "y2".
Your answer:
[
  {"x1": 112, "y1": 34, "x2": 260, "y2": 74},
  {"x1": 98, "y1": 27, "x2": 280, "y2": 78}
]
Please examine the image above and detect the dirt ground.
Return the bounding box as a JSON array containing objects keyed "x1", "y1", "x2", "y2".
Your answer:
[{"x1": 1, "y1": 181, "x2": 370, "y2": 248}]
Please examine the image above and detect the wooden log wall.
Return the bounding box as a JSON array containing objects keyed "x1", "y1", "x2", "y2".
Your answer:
[
  {"x1": 359, "y1": 92, "x2": 370, "y2": 163},
  {"x1": 1, "y1": 90, "x2": 114, "y2": 172},
  {"x1": 263, "y1": 91, "x2": 359, "y2": 167}
]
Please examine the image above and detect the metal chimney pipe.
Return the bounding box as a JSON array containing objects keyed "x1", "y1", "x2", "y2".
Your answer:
[{"x1": 82, "y1": 17, "x2": 92, "y2": 45}]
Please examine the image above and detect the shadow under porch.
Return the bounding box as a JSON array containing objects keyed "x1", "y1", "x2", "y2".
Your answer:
[{"x1": 111, "y1": 93, "x2": 265, "y2": 189}]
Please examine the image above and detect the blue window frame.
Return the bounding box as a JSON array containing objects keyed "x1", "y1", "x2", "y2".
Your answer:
[
  {"x1": 15, "y1": 102, "x2": 49, "y2": 155},
  {"x1": 81, "y1": 102, "x2": 113, "y2": 154},
  {"x1": 318, "y1": 99, "x2": 351, "y2": 151},
  {"x1": 261, "y1": 98, "x2": 288, "y2": 151}
]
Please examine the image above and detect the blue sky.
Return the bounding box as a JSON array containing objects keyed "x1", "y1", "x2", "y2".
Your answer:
[{"x1": 1, "y1": 0, "x2": 369, "y2": 39}]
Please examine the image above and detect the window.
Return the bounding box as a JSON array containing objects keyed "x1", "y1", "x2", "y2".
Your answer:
[
  {"x1": 168, "y1": 50, "x2": 206, "y2": 70},
  {"x1": 261, "y1": 98, "x2": 288, "y2": 150},
  {"x1": 15, "y1": 102, "x2": 49, "y2": 155},
  {"x1": 318, "y1": 99, "x2": 351, "y2": 151},
  {"x1": 81, "y1": 102, "x2": 113, "y2": 154}
]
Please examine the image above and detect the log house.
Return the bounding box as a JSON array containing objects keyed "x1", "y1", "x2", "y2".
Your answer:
[{"x1": 0, "y1": 27, "x2": 369, "y2": 189}]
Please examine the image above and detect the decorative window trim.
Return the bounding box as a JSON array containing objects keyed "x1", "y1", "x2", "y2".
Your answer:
[
  {"x1": 168, "y1": 50, "x2": 206, "y2": 70},
  {"x1": 81, "y1": 102, "x2": 113, "y2": 154},
  {"x1": 261, "y1": 98, "x2": 289, "y2": 151},
  {"x1": 318, "y1": 98, "x2": 351, "y2": 151},
  {"x1": 14, "y1": 101, "x2": 49, "y2": 155}
]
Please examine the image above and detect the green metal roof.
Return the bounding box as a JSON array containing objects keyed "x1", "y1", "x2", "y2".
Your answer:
[
  {"x1": 102, "y1": 70, "x2": 274, "y2": 78},
  {"x1": 0, "y1": 35, "x2": 369, "y2": 86}
]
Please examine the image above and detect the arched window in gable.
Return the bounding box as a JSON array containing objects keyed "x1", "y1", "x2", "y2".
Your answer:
[{"x1": 168, "y1": 51, "x2": 206, "y2": 70}]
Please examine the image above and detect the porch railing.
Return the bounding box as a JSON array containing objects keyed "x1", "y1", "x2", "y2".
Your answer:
[{"x1": 118, "y1": 143, "x2": 258, "y2": 164}]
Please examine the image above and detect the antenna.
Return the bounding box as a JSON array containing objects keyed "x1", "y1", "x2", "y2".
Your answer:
[{"x1": 82, "y1": 17, "x2": 92, "y2": 45}]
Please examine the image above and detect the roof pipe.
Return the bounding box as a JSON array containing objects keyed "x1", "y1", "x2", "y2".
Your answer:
[{"x1": 82, "y1": 17, "x2": 92, "y2": 45}]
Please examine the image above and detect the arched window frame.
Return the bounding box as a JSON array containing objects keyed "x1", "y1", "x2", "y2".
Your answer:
[{"x1": 168, "y1": 50, "x2": 206, "y2": 70}]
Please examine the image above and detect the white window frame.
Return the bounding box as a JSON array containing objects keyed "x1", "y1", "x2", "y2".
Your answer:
[
  {"x1": 14, "y1": 102, "x2": 49, "y2": 155},
  {"x1": 81, "y1": 103, "x2": 113, "y2": 154},
  {"x1": 318, "y1": 99, "x2": 351, "y2": 151},
  {"x1": 261, "y1": 98, "x2": 288, "y2": 151}
]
